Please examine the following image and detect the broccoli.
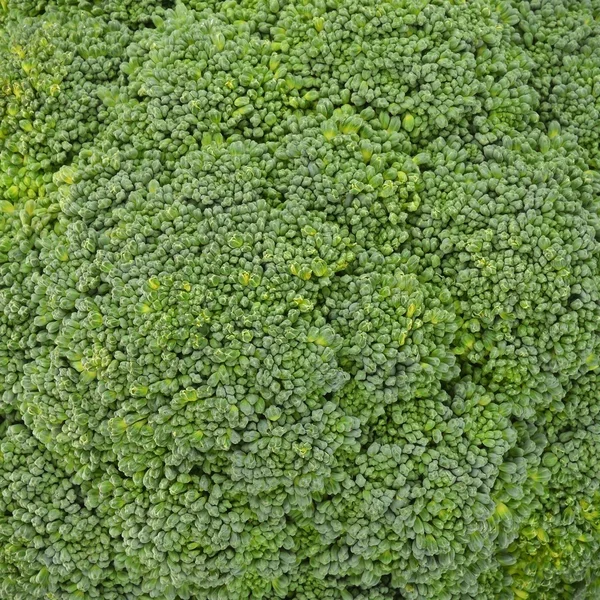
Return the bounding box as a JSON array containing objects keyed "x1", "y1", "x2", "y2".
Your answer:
[{"x1": 0, "y1": 0, "x2": 599, "y2": 599}]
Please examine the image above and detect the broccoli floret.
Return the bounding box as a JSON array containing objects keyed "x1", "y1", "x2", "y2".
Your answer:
[{"x1": 1, "y1": 0, "x2": 599, "y2": 599}]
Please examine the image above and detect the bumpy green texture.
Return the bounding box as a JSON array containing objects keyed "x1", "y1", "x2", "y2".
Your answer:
[{"x1": 1, "y1": 0, "x2": 600, "y2": 598}]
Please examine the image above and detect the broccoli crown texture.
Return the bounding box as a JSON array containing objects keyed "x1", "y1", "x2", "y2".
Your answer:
[{"x1": 1, "y1": 0, "x2": 600, "y2": 598}]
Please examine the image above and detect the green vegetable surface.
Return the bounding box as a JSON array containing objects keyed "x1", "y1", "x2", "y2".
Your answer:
[{"x1": 1, "y1": 0, "x2": 599, "y2": 598}]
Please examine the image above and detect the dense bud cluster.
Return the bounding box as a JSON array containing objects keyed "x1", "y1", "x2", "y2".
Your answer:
[{"x1": 0, "y1": 0, "x2": 599, "y2": 599}]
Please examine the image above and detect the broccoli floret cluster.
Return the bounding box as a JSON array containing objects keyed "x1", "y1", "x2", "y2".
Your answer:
[
  {"x1": 1, "y1": 0, "x2": 599, "y2": 599},
  {"x1": 0, "y1": 0, "x2": 171, "y2": 26},
  {"x1": 507, "y1": 0, "x2": 600, "y2": 168}
]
